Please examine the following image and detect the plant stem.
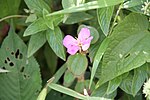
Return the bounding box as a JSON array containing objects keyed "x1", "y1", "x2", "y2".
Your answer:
[
  {"x1": 0, "y1": 15, "x2": 28, "y2": 22},
  {"x1": 109, "y1": 5, "x2": 122, "y2": 35}
]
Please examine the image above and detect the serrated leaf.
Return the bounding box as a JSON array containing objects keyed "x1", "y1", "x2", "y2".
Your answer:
[
  {"x1": 67, "y1": 53, "x2": 88, "y2": 76},
  {"x1": 0, "y1": 29, "x2": 41, "y2": 100},
  {"x1": 24, "y1": 18, "x2": 48, "y2": 36},
  {"x1": 24, "y1": 0, "x2": 51, "y2": 16},
  {"x1": 97, "y1": 6, "x2": 114, "y2": 36},
  {"x1": 0, "y1": 0, "x2": 21, "y2": 18},
  {"x1": 46, "y1": 27, "x2": 66, "y2": 61},
  {"x1": 97, "y1": 13, "x2": 150, "y2": 86},
  {"x1": 27, "y1": 31, "x2": 46, "y2": 57}
]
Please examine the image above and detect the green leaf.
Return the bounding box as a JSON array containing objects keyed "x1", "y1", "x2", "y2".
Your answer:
[
  {"x1": 64, "y1": 12, "x2": 93, "y2": 24},
  {"x1": 47, "y1": 1, "x2": 123, "y2": 16},
  {"x1": 78, "y1": 25, "x2": 99, "y2": 44},
  {"x1": 24, "y1": 18, "x2": 48, "y2": 36},
  {"x1": 24, "y1": 0, "x2": 51, "y2": 16},
  {"x1": 27, "y1": 32, "x2": 46, "y2": 57},
  {"x1": 37, "y1": 87, "x2": 47, "y2": 100},
  {"x1": 62, "y1": 0, "x2": 76, "y2": 8},
  {"x1": 89, "y1": 38, "x2": 110, "y2": 88},
  {"x1": 25, "y1": 14, "x2": 37, "y2": 23},
  {"x1": 131, "y1": 64, "x2": 147, "y2": 96},
  {"x1": 48, "y1": 83, "x2": 112, "y2": 100},
  {"x1": 63, "y1": 70, "x2": 75, "y2": 87},
  {"x1": 123, "y1": 0, "x2": 144, "y2": 8},
  {"x1": 119, "y1": 73, "x2": 133, "y2": 95},
  {"x1": 44, "y1": 44, "x2": 58, "y2": 75},
  {"x1": 48, "y1": 83, "x2": 86, "y2": 100},
  {"x1": 46, "y1": 27, "x2": 66, "y2": 61},
  {"x1": 0, "y1": 0, "x2": 21, "y2": 18},
  {"x1": 67, "y1": 53, "x2": 88, "y2": 76},
  {"x1": 97, "y1": 6, "x2": 114, "y2": 36},
  {"x1": 106, "y1": 76, "x2": 122, "y2": 95},
  {"x1": 97, "y1": 13, "x2": 149, "y2": 86},
  {"x1": 0, "y1": 29, "x2": 41, "y2": 100},
  {"x1": 92, "y1": 83, "x2": 117, "y2": 99},
  {"x1": 97, "y1": 0, "x2": 124, "y2": 7}
]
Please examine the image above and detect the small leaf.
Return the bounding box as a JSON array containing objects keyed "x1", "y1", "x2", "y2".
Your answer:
[
  {"x1": 24, "y1": 0, "x2": 51, "y2": 16},
  {"x1": 25, "y1": 14, "x2": 37, "y2": 23},
  {"x1": 62, "y1": 0, "x2": 76, "y2": 8},
  {"x1": 46, "y1": 27, "x2": 66, "y2": 61},
  {"x1": 97, "y1": 6, "x2": 114, "y2": 36},
  {"x1": 67, "y1": 53, "x2": 88, "y2": 76},
  {"x1": 37, "y1": 87, "x2": 47, "y2": 100},
  {"x1": 27, "y1": 32, "x2": 46, "y2": 57},
  {"x1": 24, "y1": 18, "x2": 48, "y2": 36},
  {"x1": 63, "y1": 70, "x2": 75, "y2": 87}
]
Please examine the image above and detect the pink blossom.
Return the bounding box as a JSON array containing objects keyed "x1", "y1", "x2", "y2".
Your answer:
[{"x1": 63, "y1": 28, "x2": 93, "y2": 55}]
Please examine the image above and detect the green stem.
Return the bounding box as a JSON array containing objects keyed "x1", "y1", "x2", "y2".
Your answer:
[
  {"x1": 0, "y1": 15, "x2": 27, "y2": 22},
  {"x1": 109, "y1": 5, "x2": 122, "y2": 35}
]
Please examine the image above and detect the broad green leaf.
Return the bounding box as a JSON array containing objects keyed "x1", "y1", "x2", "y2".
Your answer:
[
  {"x1": 46, "y1": 27, "x2": 66, "y2": 61},
  {"x1": 0, "y1": 29, "x2": 41, "y2": 100},
  {"x1": 96, "y1": 13, "x2": 149, "y2": 86},
  {"x1": 0, "y1": 0, "x2": 21, "y2": 18},
  {"x1": 67, "y1": 53, "x2": 88, "y2": 76},
  {"x1": 24, "y1": 18, "x2": 48, "y2": 36},
  {"x1": 63, "y1": 70, "x2": 75, "y2": 87},
  {"x1": 89, "y1": 38, "x2": 110, "y2": 88},
  {"x1": 97, "y1": 6, "x2": 114, "y2": 36},
  {"x1": 47, "y1": 1, "x2": 123, "y2": 16},
  {"x1": 64, "y1": 12, "x2": 93, "y2": 24},
  {"x1": 27, "y1": 32, "x2": 46, "y2": 57},
  {"x1": 92, "y1": 83, "x2": 117, "y2": 99},
  {"x1": 131, "y1": 64, "x2": 148, "y2": 96},
  {"x1": 44, "y1": 44, "x2": 58, "y2": 75},
  {"x1": 78, "y1": 25, "x2": 99, "y2": 44},
  {"x1": 106, "y1": 76, "x2": 122, "y2": 95},
  {"x1": 24, "y1": 0, "x2": 51, "y2": 16}
]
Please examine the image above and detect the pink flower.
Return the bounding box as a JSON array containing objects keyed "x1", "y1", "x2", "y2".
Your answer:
[{"x1": 63, "y1": 28, "x2": 93, "y2": 55}]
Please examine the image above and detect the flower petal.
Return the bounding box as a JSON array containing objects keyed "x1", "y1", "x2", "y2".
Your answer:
[
  {"x1": 63, "y1": 35, "x2": 78, "y2": 48},
  {"x1": 67, "y1": 45, "x2": 79, "y2": 55},
  {"x1": 82, "y1": 36, "x2": 93, "y2": 51},
  {"x1": 78, "y1": 28, "x2": 90, "y2": 41}
]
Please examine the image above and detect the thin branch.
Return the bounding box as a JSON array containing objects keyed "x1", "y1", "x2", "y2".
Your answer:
[{"x1": 0, "y1": 15, "x2": 28, "y2": 22}]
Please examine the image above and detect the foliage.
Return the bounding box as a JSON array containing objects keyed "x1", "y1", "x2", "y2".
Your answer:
[{"x1": 0, "y1": 0, "x2": 150, "y2": 100}]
